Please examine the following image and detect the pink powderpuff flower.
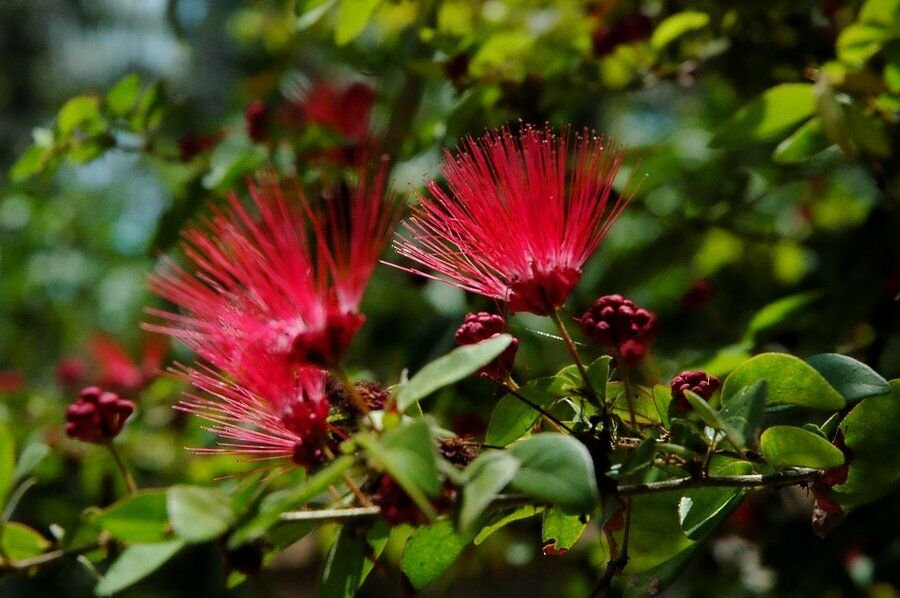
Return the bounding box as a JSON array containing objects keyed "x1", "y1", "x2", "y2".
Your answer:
[
  {"x1": 174, "y1": 360, "x2": 331, "y2": 470},
  {"x1": 392, "y1": 124, "x2": 636, "y2": 315},
  {"x1": 146, "y1": 164, "x2": 400, "y2": 377}
]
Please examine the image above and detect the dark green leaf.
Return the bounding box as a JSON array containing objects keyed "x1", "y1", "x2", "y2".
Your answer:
[
  {"x1": 358, "y1": 419, "x2": 441, "y2": 519},
  {"x1": 834, "y1": 380, "x2": 900, "y2": 507},
  {"x1": 773, "y1": 118, "x2": 831, "y2": 163},
  {"x1": 712, "y1": 84, "x2": 816, "y2": 146},
  {"x1": 92, "y1": 490, "x2": 170, "y2": 543},
  {"x1": 485, "y1": 377, "x2": 558, "y2": 446},
  {"x1": 401, "y1": 519, "x2": 472, "y2": 590},
  {"x1": 622, "y1": 546, "x2": 699, "y2": 598},
  {"x1": 459, "y1": 451, "x2": 519, "y2": 532},
  {"x1": 473, "y1": 506, "x2": 540, "y2": 545},
  {"x1": 760, "y1": 426, "x2": 845, "y2": 468},
  {"x1": 806, "y1": 354, "x2": 890, "y2": 402},
  {"x1": 397, "y1": 335, "x2": 513, "y2": 411},
  {"x1": 719, "y1": 381, "x2": 767, "y2": 448},
  {"x1": 722, "y1": 353, "x2": 845, "y2": 410},
  {"x1": 95, "y1": 540, "x2": 185, "y2": 596},
  {"x1": 743, "y1": 292, "x2": 818, "y2": 342},
  {"x1": 167, "y1": 485, "x2": 234, "y2": 543},
  {"x1": 620, "y1": 439, "x2": 658, "y2": 475},
  {"x1": 13, "y1": 443, "x2": 49, "y2": 484},
  {"x1": 678, "y1": 461, "x2": 750, "y2": 540},
  {"x1": 509, "y1": 434, "x2": 599, "y2": 514},
  {"x1": 320, "y1": 526, "x2": 366, "y2": 598},
  {"x1": 227, "y1": 456, "x2": 354, "y2": 548},
  {"x1": 650, "y1": 11, "x2": 710, "y2": 49}
]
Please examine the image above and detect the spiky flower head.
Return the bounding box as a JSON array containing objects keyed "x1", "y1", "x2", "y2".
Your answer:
[
  {"x1": 147, "y1": 164, "x2": 400, "y2": 377},
  {"x1": 393, "y1": 124, "x2": 635, "y2": 315}
]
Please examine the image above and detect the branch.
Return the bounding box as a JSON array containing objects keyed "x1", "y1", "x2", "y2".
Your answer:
[{"x1": 279, "y1": 468, "x2": 821, "y2": 523}]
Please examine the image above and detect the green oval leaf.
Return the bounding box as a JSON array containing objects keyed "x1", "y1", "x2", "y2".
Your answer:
[
  {"x1": 509, "y1": 434, "x2": 599, "y2": 514},
  {"x1": 541, "y1": 507, "x2": 588, "y2": 554},
  {"x1": 773, "y1": 118, "x2": 831, "y2": 163},
  {"x1": 401, "y1": 519, "x2": 472, "y2": 590},
  {"x1": 806, "y1": 353, "x2": 890, "y2": 402},
  {"x1": 92, "y1": 490, "x2": 170, "y2": 543},
  {"x1": 485, "y1": 378, "x2": 557, "y2": 447},
  {"x1": 167, "y1": 485, "x2": 235, "y2": 543},
  {"x1": 712, "y1": 83, "x2": 816, "y2": 146},
  {"x1": 320, "y1": 525, "x2": 366, "y2": 598},
  {"x1": 834, "y1": 380, "x2": 900, "y2": 507},
  {"x1": 459, "y1": 451, "x2": 519, "y2": 532},
  {"x1": 760, "y1": 426, "x2": 845, "y2": 469},
  {"x1": 1, "y1": 522, "x2": 51, "y2": 561},
  {"x1": 335, "y1": 0, "x2": 383, "y2": 45},
  {"x1": 396, "y1": 335, "x2": 513, "y2": 412},
  {"x1": 95, "y1": 540, "x2": 185, "y2": 596},
  {"x1": 722, "y1": 353, "x2": 845, "y2": 410},
  {"x1": 651, "y1": 11, "x2": 710, "y2": 49}
]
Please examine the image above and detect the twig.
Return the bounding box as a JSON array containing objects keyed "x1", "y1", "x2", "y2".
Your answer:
[{"x1": 106, "y1": 442, "x2": 137, "y2": 495}]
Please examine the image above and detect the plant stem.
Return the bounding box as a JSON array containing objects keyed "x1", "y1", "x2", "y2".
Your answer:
[
  {"x1": 106, "y1": 443, "x2": 137, "y2": 495},
  {"x1": 498, "y1": 378, "x2": 574, "y2": 434},
  {"x1": 614, "y1": 348, "x2": 639, "y2": 431},
  {"x1": 549, "y1": 309, "x2": 601, "y2": 408},
  {"x1": 279, "y1": 468, "x2": 822, "y2": 523}
]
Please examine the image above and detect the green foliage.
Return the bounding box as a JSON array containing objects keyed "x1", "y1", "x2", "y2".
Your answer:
[
  {"x1": 401, "y1": 519, "x2": 473, "y2": 590},
  {"x1": 485, "y1": 377, "x2": 560, "y2": 446},
  {"x1": 806, "y1": 353, "x2": 891, "y2": 402},
  {"x1": 722, "y1": 353, "x2": 845, "y2": 410},
  {"x1": 91, "y1": 490, "x2": 171, "y2": 543},
  {"x1": 167, "y1": 485, "x2": 234, "y2": 543},
  {"x1": 508, "y1": 434, "x2": 599, "y2": 514},
  {"x1": 760, "y1": 426, "x2": 845, "y2": 469},
  {"x1": 834, "y1": 381, "x2": 900, "y2": 507},
  {"x1": 0, "y1": 523, "x2": 51, "y2": 561},
  {"x1": 542, "y1": 507, "x2": 588, "y2": 554},
  {"x1": 459, "y1": 451, "x2": 519, "y2": 532},
  {"x1": 712, "y1": 84, "x2": 817, "y2": 146},
  {"x1": 94, "y1": 540, "x2": 185, "y2": 596},
  {"x1": 396, "y1": 335, "x2": 513, "y2": 411},
  {"x1": 0, "y1": 425, "x2": 14, "y2": 504}
]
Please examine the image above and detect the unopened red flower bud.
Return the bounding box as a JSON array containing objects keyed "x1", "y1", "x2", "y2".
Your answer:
[
  {"x1": 455, "y1": 312, "x2": 519, "y2": 379},
  {"x1": 375, "y1": 475, "x2": 426, "y2": 527},
  {"x1": 66, "y1": 386, "x2": 135, "y2": 444},
  {"x1": 245, "y1": 100, "x2": 270, "y2": 142},
  {"x1": 681, "y1": 279, "x2": 715, "y2": 309},
  {"x1": 670, "y1": 370, "x2": 720, "y2": 412},
  {"x1": 438, "y1": 436, "x2": 479, "y2": 467},
  {"x1": 56, "y1": 358, "x2": 87, "y2": 386},
  {"x1": 576, "y1": 294, "x2": 656, "y2": 361}
]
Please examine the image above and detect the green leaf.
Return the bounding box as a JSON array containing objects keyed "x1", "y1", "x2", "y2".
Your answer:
[
  {"x1": 651, "y1": 11, "x2": 710, "y2": 49},
  {"x1": 0, "y1": 424, "x2": 15, "y2": 503},
  {"x1": 712, "y1": 83, "x2": 816, "y2": 146},
  {"x1": 401, "y1": 519, "x2": 472, "y2": 590},
  {"x1": 837, "y1": 23, "x2": 889, "y2": 65},
  {"x1": 13, "y1": 443, "x2": 49, "y2": 484},
  {"x1": 613, "y1": 492, "x2": 695, "y2": 572},
  {"x1": 806, "y1": 354, "x2": 890, "y2": 402},
  {"x1": 722, "y1": 353, "x2": 845, "y2": 410},
  {"x1": 95, "y1": 540, "x2": 185, "y2": 596},
  {"x1": 760, "y1": 426, "x2": 845, "y2": 469},
  {"x1": 297, "y1": 0, "x2": 338, "y2": 30},
  {"x1": 845, "y1": 101, "x2": 891, "y2": 157},
  {"x1": 335, "y1": 0, "x2": 383, "y2": 45},
  {"x1": 202, "y1": 133, "x2": 268, "y2": 191},
  {"x1": 1, "y1": 522, "x2": 51, "y2": 560},
  {"x1": 620, "y1": 439, "x2": 658, "y2": 475},
  {"x1": 773, "y1": 118, "x2": 831, "y2": 163},
  {"x1": 586, "y1": 356, "x2": 613, "y2": 400},
  {"x1": 834, "y1": 381, "x2": 900, "y2": 507},
  {"x1": 9, "y1": 145, "x2": 53, "y2": 182},
  {"x1": 622, "y1": 546, "x2": 699, "y2": 598},
  {"x1": 396, "y1": 335, "x2": 513, "y2": 411},
  {"x1": 509, "y1": 434, "x2": 599, "y2": 514},
  {"x1": 485, "y1": 377, "x2": 558, "y2": 446},
  {"x1": 678, "y1": 461, "x2": 750, "y2": 540},
  {"x1": 91, "y1": 490, "x2": 170, "y2": 543},
  {"x1": 106, "y1": 74, "x2": 142, "y2": 116},
  {"x1": 459, "y1": 451, "x2": 519, "y2": 532},
  {"x1": 858, "y1": 0, "x2": 900, "y2": 24},
  {"x1": 227, "y1": 456, "x2": 354, "y2": 548},
  {"x1": 719, "y1": 381, "x2": 767, "y2": 449},
  {"x1": 320, "y1": 526, "x2": 366, "y2": 598},
  {"x1": 473, "y1": 505, "x2": 540, "y2": 545},
  {"x1": 682, "y1": 390, "x2": 726, "y2": 431},
  {"x1": 541, "y1": 507, "x2": 587, "y2": 554},
  {"x1": 743, "y1": 292, "x2": 818, "y2": 342},
  {"x1": 57, "y1": 96, "x2": 103, "y2": 137},
  {"x1": 358, "y1": 419, "x2": 441, "y2": 519},
  {"x1": 167, "y1": 485, "x2": 235, "y2": 543}
]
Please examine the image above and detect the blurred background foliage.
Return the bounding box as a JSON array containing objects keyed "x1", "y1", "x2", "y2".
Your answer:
[{"x1": 0, "y1": 0, "x2": 898, "y2": 595}]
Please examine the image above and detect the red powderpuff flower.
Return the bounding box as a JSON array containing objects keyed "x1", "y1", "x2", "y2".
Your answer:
[
  {"x1": 146, "y1": 165, "x2": 400, "y2": 374},
  {"x1": 175, "y1": 359, "x2": 331, "y2": 470},
  {"x1": 66, "y1": 386, "x2": 135, "y2": 444},
  {"x1": 455, "y1": 312, "x2": 518, "y2": 379},
  {"x1": 392, "y1": 125, "x2": 636, "y2": 315}
]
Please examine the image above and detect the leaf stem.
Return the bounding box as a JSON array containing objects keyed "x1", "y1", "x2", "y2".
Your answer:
[
  {"x1": 498, "y1": 378, "x2": 574, "y2": 434},
  {"x1": 549, "y1": 309, "x2": 601, "y2": 409},
  {"x1": 106, "y1": 442, "x2": 137, "y2": 496}
]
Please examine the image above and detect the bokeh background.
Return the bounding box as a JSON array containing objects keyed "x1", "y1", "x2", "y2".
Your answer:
[{"x1": 1, "y1": 0, "x2": 898, "y2": 595}]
